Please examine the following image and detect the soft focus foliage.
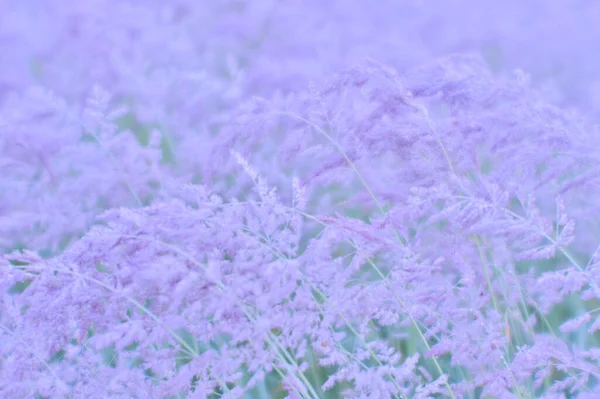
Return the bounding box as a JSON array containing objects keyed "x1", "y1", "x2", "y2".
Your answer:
[{"x1": 2, "y1": 1, "x2": 600, "y2": 398}]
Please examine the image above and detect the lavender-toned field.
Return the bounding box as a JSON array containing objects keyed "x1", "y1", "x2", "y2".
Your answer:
[{"x1": 2, "y1": 2, "x2": 600, "y2": 398}]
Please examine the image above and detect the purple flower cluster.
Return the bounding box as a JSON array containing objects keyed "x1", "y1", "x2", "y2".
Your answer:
[{"x1": 2, "y1": 1, "x2": 600, "y2": 398}]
